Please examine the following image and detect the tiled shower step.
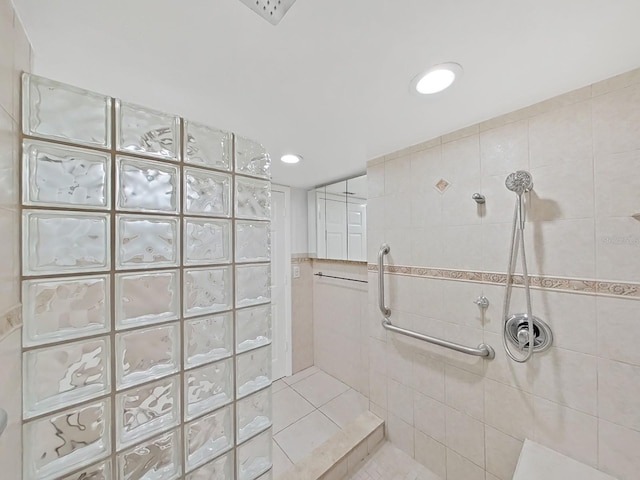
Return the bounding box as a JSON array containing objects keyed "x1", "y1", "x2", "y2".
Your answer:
[{"x1": 276, "y1": 411, "x2": 384, "y2": 480}]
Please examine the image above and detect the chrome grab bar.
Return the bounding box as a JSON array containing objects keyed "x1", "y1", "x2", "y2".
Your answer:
[
  {"x1": 377, "y1": 243, "x2": 495, "y2": 359},
  {"x1": 378, "y1": 244, "x2": 391, "y2": 317}
]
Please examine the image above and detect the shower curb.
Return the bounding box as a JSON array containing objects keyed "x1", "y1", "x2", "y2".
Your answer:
[{"x1": 276, "y1": 411, "x2": 384, "y2": 480}]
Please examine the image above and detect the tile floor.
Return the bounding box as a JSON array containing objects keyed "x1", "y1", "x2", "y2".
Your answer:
[
  {"x1": 347, "y1": 441, "x2": 443, "y2": 480},
  {"x1": 272, "y1": 366, "x2": 370, "y2": 477}
]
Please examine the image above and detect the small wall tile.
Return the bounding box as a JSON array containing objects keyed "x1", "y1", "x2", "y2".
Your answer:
[
  {"x1": 414, "y1": 430, "x2": 446, "y2": 479},
  {"x1": 598, "y1": 419, "x2": 640, "y2": 480},
  {"x1": 445, "y1": 407, "x2": 485, "y2": 468},
  {"x1": 597, "y1": 358, "x2": 640, "y2": 432},
  {"x1": 532, "y1": 396, "x2": 598, "y2": 468},
  {"x1": 485, "y1": 426, "x2": 523, "y2": 480}
]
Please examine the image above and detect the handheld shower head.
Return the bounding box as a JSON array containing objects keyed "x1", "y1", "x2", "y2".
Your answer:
[{"x1": 505, "y1": 171, "x2": 533, "y2": 195}]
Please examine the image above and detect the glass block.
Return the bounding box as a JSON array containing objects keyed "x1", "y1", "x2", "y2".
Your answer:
[
  {"x1": 116, "y1": 100, "x2": 180, "y2": 161},
  {"x1": 186, "y1": 406, "x2": 234, "y2": 471},
  {"x1": 24, "y1": 399, "x2": 111, "y2": 480},
  {"x1": 237, "y1": 428, "x2": 272, "y2": 480},
  {"x1": 60, "y1": 459, "x2": 112, "y2": 480},
  {"x1": 116, "y1": 215, "x2": 180, "y2": 269},
  {"x1": 184, "y1": 313, "x2": 233, "y2": 368},
  {"x1": 22, "y1": 139, "x2": 110, "y2": 209},
  {"x1": 184, "y1": 167, "x2": 231, "y2": 217},
  {"x1": 237, "y1": 387, "x2": 272, "y2": 443},
  {"x1": 236, "y1": 305, "x2": 272, "y2": 354},
  {"x1": 115, "y1": 270, "x2": 179, "y2": 330},
  {"x1": 235, "y1": 136, "x2": 271, "y2": 179},
  {"x1": 236, "y1": 220, "x2": 270, "y2": 262},
  {"x1": 22, "y1": 275, "x2": 110, "y2": 347},
  {"x1": 185, "y1": 121, "x2": 231, "y2": 171},
  {"x1": 116, "y1": 375, "x2": 180, "y2": 449},
  {"x1": 23, "y1": 210, "x2": 110, "y2": 275},
  {"x1": 118, "y1": 428, "x2": 181, "y2": 480},
  {"x1": 116, "y1": 323, "x2": 180, "y2": 389},
  {"x1": 23, "y1": 337, "x2": 111, "y2": 418},
  {"x1": 184, "y1": 267, "x2": 232, "y2": 317},
  {"x1": 185, "y1": 451, "x2": 234, "y2": 480},
  {"x1": 116, "y1": 156, "x2": 180, "y2": 213},
  {"x1": 184, "y1": 218, "x2": 231, "y2": 266},
  {"x1": 22, "y1": 74, "x2": 111, "y2": 148},
  {"x1": 236, "y1": 346, "x2": 272, "y2": 398},
  {"x1": 185, "y1": 359, "x2": 233, "y2": 420},
  {"x1": 235, "y1": 176, "x2": 270, "y2": 220},
  {"x1": 236, "y1": 264, "x2": 271, "y2": 308}
]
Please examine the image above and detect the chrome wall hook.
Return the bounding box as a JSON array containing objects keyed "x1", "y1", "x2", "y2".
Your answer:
[
  {"x1": 474, "y1": 295, "x2": 490, "y2": 309},
  {"x1": 472, "y1": 193, "x2": 486, "y2": 204}
]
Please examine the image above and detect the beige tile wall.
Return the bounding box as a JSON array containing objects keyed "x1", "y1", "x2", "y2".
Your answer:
[
  {"x1": 0, "y1": 1, "x2": 33, "y2": 478},
  {"x1": 292, "y1": 258, "x2": 314, "y2": 373},
  {"x1": 312, "y1": 259, "x2": 369, "y2": 397},
  {"x1": 367, "y1": 67, "x2": 640, "y2": 480}
]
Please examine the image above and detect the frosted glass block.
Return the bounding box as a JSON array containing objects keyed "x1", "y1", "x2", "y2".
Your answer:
[
  {"x1": 115, "y1": 270, "x2": 179, "y2": 330},
  {"x1": 235, "y1": 136, "x2": 271, "y2": 179},
  {"x1": 235, "y1": 176, "x2": 271, "y2": 220},
  {"x1": 184, "y1": 313, "x2": 233, "y2": 368},
  {"x1": 116, "y1": 156, "x2": 180, "y2": 213},
  {"x1": 22, "y1": 74, "x2": 111, "y2": 148},
  {"x1": 118, "y1": 429, "x2": 181, "y2": 480},
  {"x1": 236, "y1": 220, "x2": 270, "y2": 262},
  {"x1": 184, "y1": 267, "x2": 232, "y2": 317},
  {"x1": 23, "y1": 210, "x2": 110, "y2": 275},
  {"x1": 116, "y1": 324, "x2": 180, "y2": 389},
  {"x1": 23, "y1": 337, "x2": 110, "y2": 418},
  {"x1": 185, "y1": 451, "x2": 234, "y2": 480},
  {"x1": 237, "y1": 387, "x2": 272, "y2": 443},
  {"x1": 185, "y1": 406, "x2": 234, "y2": 471},
  {"x1": 237, "y1": 428, "x2": 272, "y2": 480},
  {"x1": 116, "y1": 215, "x2": 180, "y2": 269},
  {"x1": 116, "y1": 100, "x2": 180, "y2": 160},
  {"x1": 236, "y1": 346, "x2": 272, "y2": 398},
  {"x1": 22, "y1": 275, "x2": 110, "y2": 347},
  {"x1": 24, "y1": 399, "x2": 111, "y2": 480},
  {"x1": 236, "y1": 264, "x2": 271, "y2": 308},
  {"x1": 184, "y1": 167, "x2": 231, "y2": 217},
  {"x1": 185, "y1": 359, "x2": 233, "y2": 420},
  {"x1": 236, "y1": 305, "x2": 272, "y2": 354},
  {"x1": 184, "y1": 218, "x2": 231, "y2": 266},
  {"x1": 116, "y1": 375, "x2": 180, "y2": 449},
  {"x1": 60, "y1": 459, "x2": 112, "y2": 480},
  {"x1": 185, "y1": 121, "x2": 232, "y2": 171},
  {"x1": 22, "y1": 140, "x2": 110, "y2": 209}
]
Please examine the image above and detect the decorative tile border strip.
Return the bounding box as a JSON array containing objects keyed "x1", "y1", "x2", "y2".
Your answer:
[
  {"x1": 0, "y1": 304, "x2": 22, "y2": 342},
  {"x1": 367, "y1": 264, "x2": 640, "y2": 300}
]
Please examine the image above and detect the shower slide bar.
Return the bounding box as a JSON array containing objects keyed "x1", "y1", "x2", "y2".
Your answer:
[{"x1": 377, "y1": 244, "x2": 495, "y2": 359}]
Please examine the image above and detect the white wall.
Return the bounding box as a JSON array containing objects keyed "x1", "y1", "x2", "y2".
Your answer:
[{"x1": 290, "y1": 187, "x2": 308, "y2": 255}]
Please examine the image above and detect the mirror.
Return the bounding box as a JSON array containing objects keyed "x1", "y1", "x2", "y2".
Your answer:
[{"x1": 308, "y1": 174, "x2": 367, "y2": 261}]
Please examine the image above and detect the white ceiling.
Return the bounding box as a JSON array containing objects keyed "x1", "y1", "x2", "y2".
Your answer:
[{"x1": 13, "y1": 0, "x2": 640, "y2": 189}]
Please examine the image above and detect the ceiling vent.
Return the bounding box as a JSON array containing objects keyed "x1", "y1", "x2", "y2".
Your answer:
[{"x1": 238, "y1": 0, "x2": 297, "y2": 25}]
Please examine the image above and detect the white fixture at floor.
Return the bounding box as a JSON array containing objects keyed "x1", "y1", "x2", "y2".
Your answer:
[
  {"x1": 237, "y1": 0, "x2": 298, "y2": 25},
  {"x1": 281, "y1": 154, "x2": 302, "y2": 164},
  {"x1": 410, "y1": 62, "x2": 463, "y2": 94}
]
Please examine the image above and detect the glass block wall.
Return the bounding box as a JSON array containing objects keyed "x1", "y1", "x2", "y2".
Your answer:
[{"x1": 20, "y1": 73, "x2": 273, "y2": 480}]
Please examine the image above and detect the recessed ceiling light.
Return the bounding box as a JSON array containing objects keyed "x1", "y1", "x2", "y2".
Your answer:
[
  {"x1": 410, "y1": 62, "x2": 463, "y2": 95},
  {"x1": 281, "y1": 154, "x2": 302, "y2": 164}
]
